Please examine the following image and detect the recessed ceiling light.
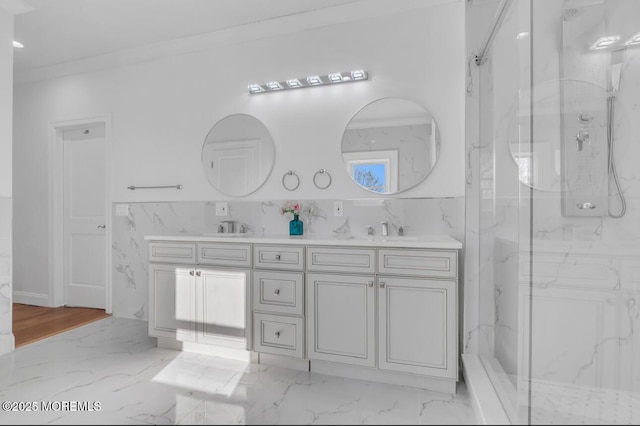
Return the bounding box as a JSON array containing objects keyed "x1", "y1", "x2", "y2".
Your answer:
[
  {"x1": 12, "y1": 40, "x2": 24, "y2": 48},
  {"x1": 590, "y1": 35, "x2": 620, "y2": 50},
  {"x1": 624, "y1": 32, "x2": 640, "y2": 46}
]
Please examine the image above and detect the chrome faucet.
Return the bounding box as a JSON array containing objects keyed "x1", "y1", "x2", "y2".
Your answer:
[
  {"x1": 220, "y1": 220, "x2": 236, "y2": 233},
  {"x1": 381, "y1": 221, "x2": 388, "y2": 237}
]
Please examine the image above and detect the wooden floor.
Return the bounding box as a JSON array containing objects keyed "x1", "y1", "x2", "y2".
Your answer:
[{"x1": 12, "y1": 303, "x2": 111, "y2": 348}]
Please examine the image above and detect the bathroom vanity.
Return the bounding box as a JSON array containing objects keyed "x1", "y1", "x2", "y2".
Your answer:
[{"x1": 145, "y1": 233, "x2": 462, "y2": 394}]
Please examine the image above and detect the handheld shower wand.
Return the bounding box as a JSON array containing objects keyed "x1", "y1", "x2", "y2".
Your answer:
[{"x1": 607, "y1": 48, "x2": 626, "y2": 218}]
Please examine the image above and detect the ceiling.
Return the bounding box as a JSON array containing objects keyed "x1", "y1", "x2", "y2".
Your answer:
[{"x1": 11, "y1": 0, "x2": 454, "y2": 74}]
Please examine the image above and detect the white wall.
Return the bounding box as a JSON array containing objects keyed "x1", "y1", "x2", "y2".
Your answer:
[
  {"x1": 13, "y1": 3, "x2": 465, "y2": 303},
  {"x1": 0, "y1": 5, "x2": 14, "y2": 354}
]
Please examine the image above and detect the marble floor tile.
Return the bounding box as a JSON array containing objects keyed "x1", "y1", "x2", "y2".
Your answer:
[{"x1": 0, "y1": 317, "x2": 477, "y2": 425}]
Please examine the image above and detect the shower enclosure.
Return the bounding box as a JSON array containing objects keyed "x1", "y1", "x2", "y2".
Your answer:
[{"x1": 465, "y1": 0, "x2": 640, "y2": 424}]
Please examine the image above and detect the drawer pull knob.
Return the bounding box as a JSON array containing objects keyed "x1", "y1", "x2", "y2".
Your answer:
[
  {"x1": 196, "y1": 270, "x2": 201, "y2": 277},
  {"x1": 274, "y1": 289, "x2": 280, "y2": 295},
  {"x1": 380, "y1": 282, "x2": 386, "y2": 288},
  {"x1": 275, "y1": 254, "x2": 281, "y2": 260},
  {"x1": 189, "y1": 270, "x2": 195, "y2": 276},
  {"x1": 275, "y1": 331, "x2": 280, "y2": 338},
  {"x1": 368, "y1": 281, "x2": 374, "y2": 287}
]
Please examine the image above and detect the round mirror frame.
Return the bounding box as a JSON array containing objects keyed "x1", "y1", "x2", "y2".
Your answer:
[
  {"x1": 201, "y1": 113, "x2": 276, "y2": 197},
  {"x1": 340, "y1": 97, "x2": 441, "y2": 195}
]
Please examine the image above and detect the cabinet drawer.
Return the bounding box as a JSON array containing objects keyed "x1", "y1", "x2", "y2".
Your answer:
[
  {"x1": 306, "y1": 247, "x2": 375, "y2": 274},
  {"x1": 148, "y1": 242, "x2": 196, "y2": 264},
  {"x1": 253, "y1": 271, "x2": 304, "y2": 315},
  {"x1": 253, "y1": 313, "x2": 304, "y2": 358},
  {"x1": 197, "y1": 243, "x2": 252, "y2": 267},
  {"x1": 254, "y1": 245, "x2": 304, "y2": 271},
  {"x1": 378, "y1": 249, "x2": 457, "y2": 278}
]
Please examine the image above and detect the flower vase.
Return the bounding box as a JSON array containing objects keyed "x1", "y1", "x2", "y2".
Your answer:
[{"x1": 289, "y1": 214, "x2": 303, "y2": 236}]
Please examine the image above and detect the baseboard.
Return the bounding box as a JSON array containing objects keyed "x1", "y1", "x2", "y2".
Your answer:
[
  {"x1": 12, "y1": 291, "x2": 50, "y2": 306},
  {"x1": 311, "y1": 359, "x2": 457, "y2": 394},
  {"x1": 461, "y1": 354, "x2": 511, "y2": 425},
  {"x1": 258, "y1": 352, "x2": 310, "y2": 371}
]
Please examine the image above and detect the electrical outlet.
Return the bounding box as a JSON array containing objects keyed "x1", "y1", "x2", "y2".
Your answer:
[
  {"x1": 215, "y1": 202, "x2": 228, "y2": 216},
  {"x1": 333, "y1": 201, "x2": 344, "y2": 217}
]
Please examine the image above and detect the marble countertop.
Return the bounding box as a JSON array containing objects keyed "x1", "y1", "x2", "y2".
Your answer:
[{"x1": 144, "y1": 233, "x2": 463, "y2": 249}]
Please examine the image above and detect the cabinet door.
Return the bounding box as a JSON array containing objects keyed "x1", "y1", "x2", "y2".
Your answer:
[
  {"x1": 307, "y1": 273, "x2": 375, "y2": 367},
  {"x1": 378, "y1": 276, "x2": 457, "y2": 379},
  {"x1": 148, "y1": 264, "x2": 196, "y2": 342},
  {"x1": 197, "y1": 268, "x2": 250, "y2": 349}
]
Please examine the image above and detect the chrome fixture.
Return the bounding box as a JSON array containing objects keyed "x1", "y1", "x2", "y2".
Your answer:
[
  {"x1": 367, "y1": 225, "x2": 374, "y2": 236},
  {"x1": 248, "y1": 70, "x2": 368, "y2": 94},
  {"x1": 381, "y1": 221, "x2": 388, "y2": 237},
  {"x1": 575, "y1": 128, "x2": 589, "y2": 151},
  {"x1": 220, "y1": 220, "x2": 236, "y2": 233},
  {"x1": 127, "y1": 184, "x2": 182, "y2": 190}
]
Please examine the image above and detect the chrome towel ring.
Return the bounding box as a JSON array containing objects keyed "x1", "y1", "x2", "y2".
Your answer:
[
  {"x1": 282, "y1": 170, "x2": 300, "y2": 191},
  {"x1": 313, "y1": 168, "x2": 332, "y2": 189}
]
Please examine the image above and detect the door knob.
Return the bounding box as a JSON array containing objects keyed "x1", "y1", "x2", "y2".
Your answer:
[
  {"x1": 274, "y1": 331, "x2": 281, "y2": 338},
  {"x1": 189, "y1": 270, "x2": 195, "y2": 276},
  {"x1": 380, "y1": 282, "x2": 386, "y2": 288},
  {"x1": 97, "y1": 225, "x2": 106, "y2": 229},
  {"x1": 274, "y1": 289, "x2": 280, "y2": 295},
  {"x1": 196, "y1": 270, "x2": 201, "y2": 277}
]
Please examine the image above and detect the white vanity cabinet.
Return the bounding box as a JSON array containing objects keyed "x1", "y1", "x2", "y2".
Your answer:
[
  {"x1": 148, "y1": 241, "x2": 251, "y2": 353},
  {"x1": 306, "y1": 246, "x2": 459, "y2": 388},
  {"x1": 146, "y1": 235, "x2": 461, "y2": 393},
  {"x1": 252, "y1": 244, "x2": 306, "y2": 359}
]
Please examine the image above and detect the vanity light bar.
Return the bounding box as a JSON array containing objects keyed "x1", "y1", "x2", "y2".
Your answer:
[{"x1": 248, "y1": 70, "x2": 368, "y2": 94}]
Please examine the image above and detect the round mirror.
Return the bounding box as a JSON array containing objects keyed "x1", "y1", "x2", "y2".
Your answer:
[
  {"x1": 341, "y1": 98, "x2": 440, "y2": 194},
  {"x1": 202, "y1": 113, "x2": 275, "y2": 197}
]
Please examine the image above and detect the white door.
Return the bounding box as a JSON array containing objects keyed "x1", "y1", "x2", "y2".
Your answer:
[
  {"x1": 63, "y1": 124, "x2": 107, "y2": 308},
  {"x1": 203, "y1": 140, "x2": 259, "y2": 195}
]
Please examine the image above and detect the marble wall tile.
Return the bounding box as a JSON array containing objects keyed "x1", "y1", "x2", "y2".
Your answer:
[{"x1": 112, "y1": 197, "x2": 464, "y2": 320}]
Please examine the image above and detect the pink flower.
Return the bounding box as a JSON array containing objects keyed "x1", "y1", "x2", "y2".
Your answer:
[{"x1": 281, "y1": 201, "x2": 301, "y2": 215}]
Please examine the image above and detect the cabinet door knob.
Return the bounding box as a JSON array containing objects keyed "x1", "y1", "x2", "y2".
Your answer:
[
  {"x1": 380, "y1": 282, "x2": 386, "y2": 288},
  {"x1": 368, "y1": 281, "x2": 374, "y2": 287},
  {"x1": 274, "y1": 331, "x2": 280, "y2": 338},
  {"x1": 196, "y1": 270, "x2": 201, "y2": 277},
  {"x1": 275, "y1": 254, "x2": 281, "y2": 260},
  {"x1": 274, "y1": 289, "x2": 280, "y2": 295},
  {"x1": 189, "y1": 270, "x2": 195, "y2": 276}
]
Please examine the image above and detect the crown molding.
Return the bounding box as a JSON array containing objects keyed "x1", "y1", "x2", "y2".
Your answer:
[
  {"x1": 0, "y1": 0, "x2": 32, "y2": 15},
  {"x1": 15, "y1": 0, "x2": 460, "y2": 84}
]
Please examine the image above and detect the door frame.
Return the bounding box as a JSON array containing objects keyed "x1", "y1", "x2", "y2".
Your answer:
[{"x1": 49, "y1": 115, "x2": 112, "y2": 313}]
